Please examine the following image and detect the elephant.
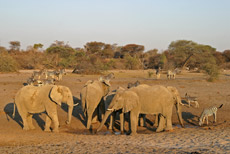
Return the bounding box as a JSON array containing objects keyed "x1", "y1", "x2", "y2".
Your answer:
[
  {"x1": 104, "y1": 86, "x2": 125, "y2": 133},
  {"x1": 80, "y1": 77, "x2": 111, "y2": 129},
  {"x1": 97, "y1": 84, "x2": 184, "y2": 135},
  {"x1": 153, "y1": 86, "x2": 185, "y2": 128},
  {"x1": 14, "y1": 85, "x2": 75, "y2": 132},
  {"x1": 127, "y1": 81, "x2": 146, "y2": 127}
]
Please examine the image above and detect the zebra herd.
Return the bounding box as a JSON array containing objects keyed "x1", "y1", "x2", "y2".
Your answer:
[
  {"x1": 154, "y1": 68, "x2": 179, "y2": 80},
  {"x1": 26, "y1": 69, "x2": 66, "y2": 86}
]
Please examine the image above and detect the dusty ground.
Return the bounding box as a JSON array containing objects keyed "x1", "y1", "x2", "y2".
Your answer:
[{"x1": 0, "y1": 69, "x2": 230, "y2": 154}]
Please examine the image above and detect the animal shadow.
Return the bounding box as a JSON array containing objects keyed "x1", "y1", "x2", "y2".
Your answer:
[
  {"x1": 4, "y1": 103, "x2": 45, "y2": 130},
  {"x1": 61, "y1": 96, "x2": 87, "y2": 127},
  {"x1": 182, "y1": 112, "x2": 199, "y2": 126}
]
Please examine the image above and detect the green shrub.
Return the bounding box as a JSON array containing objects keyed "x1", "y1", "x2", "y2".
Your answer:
[
  {"x1": 124, "y1": 55, "x2": 141, "y2": 70},
  {"x1": 0, "y1": 53, "x2": 18, "y2": 72},
  {"x1": 148, "y1": 71, "x2": 154, "y2": 78},
  {"x1": 202, "y1": 63, "x2": 220, "y2": 82}
]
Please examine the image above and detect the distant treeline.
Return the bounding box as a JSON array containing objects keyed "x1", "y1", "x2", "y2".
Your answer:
[{"x1": 0, "y1": 40, "x2": 230, "y2": 75}]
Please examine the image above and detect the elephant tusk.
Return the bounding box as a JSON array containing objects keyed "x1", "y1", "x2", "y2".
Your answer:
[
  {"x1": 73, "y1": 103, "x2": 79, "y2": 106},
  {"x1": 107, "y1": 108, "x2": 113, "y2": 111}
]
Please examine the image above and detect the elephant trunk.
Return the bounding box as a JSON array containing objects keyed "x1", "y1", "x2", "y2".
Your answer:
[
  {"x1": 66, "y1": 99, "x2": 74, "y2": 125},
  {"x1": 97, "y1": 110, "x2": 112, "y2": 132},
  {"x1": 176, "y1": 96, "x2": 184, "y2": 128}
]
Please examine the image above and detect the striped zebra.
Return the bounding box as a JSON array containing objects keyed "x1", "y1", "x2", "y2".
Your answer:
[{"x1": 199, "y1": 104, "x2": 223, "y2": 126}]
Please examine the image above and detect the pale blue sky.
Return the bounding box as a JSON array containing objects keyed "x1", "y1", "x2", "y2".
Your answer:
[{"x1": 0, "y1": 0, "x2": 229, "y2": 52}]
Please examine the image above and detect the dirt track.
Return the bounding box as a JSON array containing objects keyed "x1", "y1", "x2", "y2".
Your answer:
[{"x1": 0, "y1": 70, "x2": 230, "y2": 154}]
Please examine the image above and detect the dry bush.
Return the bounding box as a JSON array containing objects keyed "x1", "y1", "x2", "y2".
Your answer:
[
  {"x1": 72, "y1": 61, "x2": 102, "y2": 75},
  {"x1": 0, "y1": 53, "x2": 18, "y2": 72},
  {"x1": 12, "y1": 51, "x2": 46, "y2": 69}
]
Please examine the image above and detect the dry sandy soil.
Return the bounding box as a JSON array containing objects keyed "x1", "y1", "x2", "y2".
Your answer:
[{"x1": 0, "y1": 69, "x2": 230, "y2": 154}]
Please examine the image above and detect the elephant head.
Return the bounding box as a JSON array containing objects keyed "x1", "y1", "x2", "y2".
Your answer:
[
  {"x1": 97, "y1": 90, "x2": 139, "y2": 132},
  {"x1": 50, "y1": 85, "x2": 74, "y2": 125},
  {"x1": 166, "y1": 86, "x2": 184, "y2": 128},
  {"x1": 98, "y1": 76, "x2": 111, "y2": 96},
  {"x1": 81, "y1": 78, "x2": 111, "y2": 114}
]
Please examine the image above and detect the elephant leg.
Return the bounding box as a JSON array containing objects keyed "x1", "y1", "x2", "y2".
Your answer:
[
  {"x1": 139, "y1": 114, "x2": 146, "y2": 127},
  {"x1": 214, "y1": 113, "x2": 216, "y2": 123},
  {"x1": 27, "y1": 114, "x2": 35, "y2": 130},
  {"x1": 44, "y1": 115, "x2": 52, "y2": 132},
  {"x1": 22, "y1": 114, "x2": 30, "y2": 130},
  {"x1": 92, "y1": 108, "x2": 99, "y2": 123},
  {"x1": 156, "y1": 114, "x2": 165, "y2": 132},
  {"x1": 99, "y1": 101, "x2": 105, "y2": 121},
  {"x1": 120, "y1": 112, "x2": 124, "y2": 134},
  {"x1": 87, "y1": 111, "x2": 93, "y2": 129},
  {"x1": 130, "y1": 111, "x2": 139, "y2": 135},
  {"x1": 153, "y1": 114, "x2": 159, "y2": 127},
  {"x1": 51, "y1": 115, "x2": 59, "y2": 132},
  {"x1": 16, "y1": 105, "x2": 30, "y2": 130},
  {"x1": 109, "y1": 112, "x2": 115, "y2": 130},
  {"x1": 165, "y1": 110, "x2": 173, "y2": 131},
  {"x1": 47, "y1": 112, "x2": 59, "y2": 132},
  {"x1": 165, "y1": 116, "x2": 173, "y2": 131}
]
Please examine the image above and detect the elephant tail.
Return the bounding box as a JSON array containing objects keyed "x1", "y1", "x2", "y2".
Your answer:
[
  {"x1": 80, "y1": 87, "x2": 88, "y2": 115},
  {"x1": 12, "y1": 100, "x2": 16, "y2": 119}
]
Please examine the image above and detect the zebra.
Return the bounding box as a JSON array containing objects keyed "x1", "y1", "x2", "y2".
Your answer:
[
  {"x1": 54, "y1": 69, "x2": 67, "y2": 81},
  {"x1": 185, "y1": 93, "x2": 199, "y2": 108},
  {"x1": 45, "y1": 70, "x2": 59, "y2": 80},
  {"x1": 199, "y1": 104, "x2": 223, "y2": 126},
  {"x1": 32, "y1": 69, "x2": 46, "y2": 79},
  {"x1": 127, "y1": 80, "x2": 140, "y2": 89},
  {"x1": 27, "y1": 77, "x2": 35, "y2": 85},
  {"x1": 167, "y1": 70, "x2": 176, "y2": 79},
  {"x1": 43, "y1": 78, "x2": 55, "y2": 85},
  {"x1": 101, "y1": 72, "x2": 115, "y2": 81},
  {"x1": 156, "y1": 67, "x2": 161, "y2": 79}
]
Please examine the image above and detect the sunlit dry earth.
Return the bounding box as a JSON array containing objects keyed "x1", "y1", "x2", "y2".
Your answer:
[{"x1": 0, "y1": 69, "x2": 230, "y2": 154}]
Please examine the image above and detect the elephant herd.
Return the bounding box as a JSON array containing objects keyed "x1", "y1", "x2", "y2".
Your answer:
[{"x1": 13, "y1": 72, "x2": 185, "y2": 135}]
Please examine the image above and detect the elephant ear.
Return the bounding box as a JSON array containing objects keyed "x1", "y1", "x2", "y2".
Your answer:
[
  {"x1": 50, "y1": 85, "x2": 63, "y2": 106},
  {"x1": 122, "y1": 91, "x2": 139, "y2": 113},
  {"x1": 99, "y1": 76, "x2": 111, "y2": 87},
  {"x1": 166, "y1": 86, "x2": 177, "y2": 100}
]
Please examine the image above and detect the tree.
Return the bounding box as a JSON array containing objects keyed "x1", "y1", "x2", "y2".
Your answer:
[
  {"x1": 46, "y1": 41, "x2": 76, "y2": 67},
  {"x1": 124, "y1": 55, "x2": 141, "y2": 70},
  {"x1": 120, "y1": 44, "x2": 144, "y2": 57},
  {"x1": 213, "y1": 51, "x2": 225, "y2": 66},
  {"x1": 168, "y1": 40, "x2": 216, "y2": 69},
  {"x1": 9, "y1": 41, "x2": 20, "y2": 52},
  {"x1": 33, "y1": 43, "x2": 43, "y2": 50},
  {"x1": 84, "y1": 41, "x2": 106, "y2": 55},
  {"x1": 141, "y1": 49, "x2": 158, "y2": 69},
  {"x1": 223, "y1": 50, "x2": 230, "y2": 62}
]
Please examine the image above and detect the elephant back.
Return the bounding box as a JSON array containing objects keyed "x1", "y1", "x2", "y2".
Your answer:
[{"x1": 15, "y1": 85, "x2": 54, "y2": 113}]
